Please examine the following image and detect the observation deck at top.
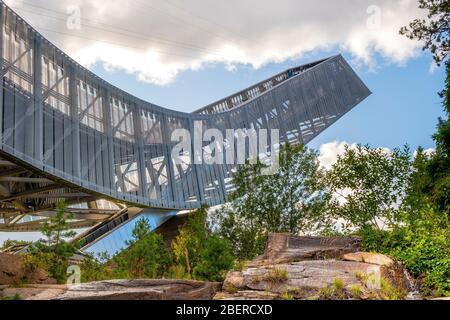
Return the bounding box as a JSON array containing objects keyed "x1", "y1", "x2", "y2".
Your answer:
[{"x1": 0, "y1": 1, "x2": 371, "y2": 226}]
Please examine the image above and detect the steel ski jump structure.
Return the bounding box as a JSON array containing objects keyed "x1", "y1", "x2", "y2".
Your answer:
[{"x1": 0, "y1": 2, "x2": 370, "y2": 252}]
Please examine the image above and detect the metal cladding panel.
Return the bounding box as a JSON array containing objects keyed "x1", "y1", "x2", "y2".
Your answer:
[{"x1": 0, "y1": 2, "x2": 371, "y2": 210}]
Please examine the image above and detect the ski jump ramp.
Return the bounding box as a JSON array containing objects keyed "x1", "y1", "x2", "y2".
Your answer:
[{"x1": 0, "y1": 1, "x2": 370, "y2": 243}]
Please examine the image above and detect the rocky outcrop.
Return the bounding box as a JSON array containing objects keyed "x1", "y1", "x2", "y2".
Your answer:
[
  {"x1": 1, "y1": 280, "x2": 222, "y2": 300},
  {"x1": 216, "y1": 234, "x2": 411, "y2": 300},
  {"x1": 0, "y1": 253, "x2": 56, "y2": 286},
  {"x1": 254, "y1": 233, "x2": 361, "y2": 265},
  {"x1": 342, "y1": 252, "x2": 394, "y2": 267},
  {"x1": 53, "y1": 280, "x2": 222, "y2": 300}
]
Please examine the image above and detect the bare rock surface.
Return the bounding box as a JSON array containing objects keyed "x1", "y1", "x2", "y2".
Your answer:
[
  {"x1": 216, "y1": 234, "x2": 411, "y2": 300},
  {"x1": 0, "y1": 253, "x2": 56, "y2": 286},
  {"x1": 1, "y1": 285, "x2": 66, "y2": 300},
  {"x1": 54, "y1": 279, "x2": 222, "y2": 300},
  {"x1": 250, "y1": 233, "x2": 362, "y2": 266},
  {"x1": 342, "y1": 252, "x2": 395, "y2": 267}
]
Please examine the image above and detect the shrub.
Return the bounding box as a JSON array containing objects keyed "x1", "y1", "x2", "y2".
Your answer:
[
  {"x1": 113, "y1": 218, "x2": 172, "y2": 279},
  {"x1": 282, "y1": 291, "x2": 294, "y2": 300},
  {"x1": 349, "y1": 285, "x2": 363, "y2": 299},
  {"x1": 22, "y1": 201, "x2": 80, "y2": 284},
  {"x1": 172, "y1": 207, "x2": 235, "y2": 281},
  {"x1": 80, "y1": 253, "x2": 111, "y2": 283},
  {"x1": 193, "y1": 236, "x2": 235, "y2": 282},
  {"x1": 333, "y1": 278, "x2": 345, "y2": 291},
  {"x1": 167, "y1": 265, "x2": 190, "y2": 280},
  {"x1": 172, "y1": 208, "x2": 208, "y2": 277},
  {"x1": 360, "y1": 207, "x2": 450, "y2": 297}
]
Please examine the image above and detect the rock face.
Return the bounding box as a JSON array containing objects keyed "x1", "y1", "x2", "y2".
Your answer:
[
  {"x1": 54, "y1": 280, "x2": 222, "y2": 300},
  {"x1": 258, "y1": 233, "x2": 361, "y2": 265},
  {"x1": 0, "y1": 253, "x2": 56, "y2": 286},
  {"x1": 216, "y1": 234, "x2": 411, "y2": 300}
]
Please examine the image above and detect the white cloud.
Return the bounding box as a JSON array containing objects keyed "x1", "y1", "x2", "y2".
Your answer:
[
  {"x1": 4, "y1": 0, "x2": 426, "y2": 85},
  {"x1": 318, "y1": 141, "x2": 358, "y2": 170},
  {"x1": 414, "y1": 148, "x2": 435, "y2": 158}
]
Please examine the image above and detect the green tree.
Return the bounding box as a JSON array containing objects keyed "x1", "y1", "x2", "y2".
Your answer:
[
  {"x1": 327, "y1": 145, "x2": 413, "y2": 231},
  {"x1": 361, "y1": 206, "x2": 450, "y2": 297},
  {"x1": 113, "y1": 218, "x2": 171, "y2": 279},
  {"x1": 172, "y1": 207, "x2": 208, "y2": 277},
  {"x1": 400, "y1": 0, "x2": 449, "y2": 65},
  {"x1": 193, "y1": 235, "x2": 235, "y2": 282},
  {"x1": 79, "y1": 252, "x2": 111, "y2": 283},
  {"x1": 426, "y1": 61, "x2": 450, "y2": 212},
  {"x1": 403, "y1": 148, "x2": 435, "y2": 216},
  {"x1": 172, "y1": 207, "x2": 235, "y2": 281},
  {"x1": 212, "y1": 143, "x2": 331, "y2": 260},
  {"x1": 27, "y1": 201, "x2": 79, "y2": 283},
  {"x1": 401, "y1": 0, "x2": 450, "y2": 213}
]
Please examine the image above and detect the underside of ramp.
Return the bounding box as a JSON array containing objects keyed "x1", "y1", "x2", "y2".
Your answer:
[{"x1": 0, "y1": 1, "x2": 371, "y2": 252}]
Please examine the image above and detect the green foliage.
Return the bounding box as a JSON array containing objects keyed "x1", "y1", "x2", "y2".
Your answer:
[
  {"x1": 167, "y1": 264, "x2": 190, "y2": 280},
  {"x1": 333, "y1": 278, "x2": 345, "y2": 291},
  {"x1": 327, "y1": 144, "x2": 412, "y2": 231},
  {"x1": 193, "y1": 236, "x2": 235, "y2": 282},
  {"x1": 76, "y1": 210, "x2": 235, "y2": 283},
  {"x1": 427, "y1": 61, "x2": 450, "y2": 212},
  {"x1": 79, "y1": 253, "x2": 111, "y2": 283},
  {"x1": 318, "y1": 279, "x2": 347, "y2": 300},
  {"x1": 378, "y1": 278, "x2": 408, "y2": 300},
  {"x1": 112, "y1": 218, "x2": 172, "y2": 279},
  {"x1": 25, "y1": 201, "x2": 80, "y2": 283},
  {"x1": 361, "y1": 207, "x2": 450, "y2": 297},
  {"x1": 172, "y1": 207, "x2": 208, "y2": 277},
  {"x1": 172, "y1": 207, "x2": 235, "y2": 281},
  {"x1": 400, "y1": 0, "x2": 449, "y2": 65},
  {"x1": 327, "y1": 138, "x2": 449, "y2": 297},
  {"x1": 400, "y1": 1, "x2": 450, "y2": 213},
  {"x1": 349, "y1": 285, "x2": 363, "y2": 299},
  {"x1": 212, "y1": 143, "x2": 331, "y2": 260},
  {"x1": 282, "y1": 291, "x2": 295, "y2": 300}
]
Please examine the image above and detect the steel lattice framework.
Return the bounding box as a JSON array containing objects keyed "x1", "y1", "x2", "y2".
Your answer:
[{"x1": 0, "y1": 2, "x2": 370, "y2": 233}]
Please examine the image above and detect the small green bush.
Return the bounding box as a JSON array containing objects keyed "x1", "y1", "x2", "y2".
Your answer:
[
  {"x1": 80, "y1": 253, "x2": 111, "y2": 283},
  {"x1": 113, "y1": 218, "x2": 172, "y2": 279},
  {"x1": 193, "y1": 236, "x2": 235, "y2": 282}
]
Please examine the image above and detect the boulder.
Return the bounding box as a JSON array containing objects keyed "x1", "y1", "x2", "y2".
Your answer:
[
  {"x1": 342, "y1": 252, "x2": 394, "y2": 267},
  {"x1": 54, "y1": 279, "x2": 222, "y2": 300}
]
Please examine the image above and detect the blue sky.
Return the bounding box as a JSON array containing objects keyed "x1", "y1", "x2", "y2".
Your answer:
[{"x1": 89, "y1": 50, "x2": 446, "y2": 152}]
